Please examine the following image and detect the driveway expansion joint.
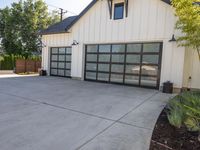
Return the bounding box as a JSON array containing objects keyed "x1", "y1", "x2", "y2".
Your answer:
[
  {"x1": 75, "y1": 92, "x2": 159, "y2": 149},
  {"x1": 0, "y1": 91, "x2": 158, "y2": 131}
]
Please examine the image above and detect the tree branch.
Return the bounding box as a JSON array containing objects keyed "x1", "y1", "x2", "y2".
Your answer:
[{"x1": 197, "y1": 48, "x2": 200, "y2": 61}]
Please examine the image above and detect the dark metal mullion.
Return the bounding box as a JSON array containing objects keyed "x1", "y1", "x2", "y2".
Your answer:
[
  {"x1": 50, "y1": 48, "x2": 52, "y2": 75},
  {"x1": 109, "y1": 45, "x2": 112, "y2": 82},
  {"x1": 57, "y1": 48, "x2": 59, "y2": 75},
  {"x1": 123, "y1": 44, "x2": 127, "y2": 84},
  {"x1": 64, "y1": 48, "x2": 67, "y2": 77},
  {"x1": 86, "y1": 52, "x2": 160, "y2": 55},
  {"x1": 96, "y1": 45, "x2": 99, "y2": 81},
  {"x1": 157, "y1": 43, "x2": 163, "y2": 89},
  {"x1": 139, "y1": 44, "x2": 143, "y2": 86},
  {"x1": 84, "y1": 46, "x2": 88, "y2": 80}
]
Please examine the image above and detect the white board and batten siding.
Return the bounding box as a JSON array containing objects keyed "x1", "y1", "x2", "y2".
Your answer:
[
  {"x1": 183, "y1": 49, "x2": 200, "y2": 90},
  {"x1": 42, "y1": 0, "x2": 186, "y2": 89}
]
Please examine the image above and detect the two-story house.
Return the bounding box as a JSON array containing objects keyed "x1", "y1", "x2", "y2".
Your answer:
[{"x1": 41, "y1": 0, "x2": 200, "y2": 91}]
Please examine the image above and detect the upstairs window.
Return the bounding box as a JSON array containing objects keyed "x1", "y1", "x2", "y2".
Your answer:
[{"x1": 114, "y1": 3, "x2": 124, "y2": 20}]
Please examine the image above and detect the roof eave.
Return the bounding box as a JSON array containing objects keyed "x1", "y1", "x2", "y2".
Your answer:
[
  {"x1": 65, "y1": 0, "x2": 98, "y2": 31},
  {"x1": 40, "y1": 31, "x2": 70, "y2": 36},
  {"x1": 161, "y1": 0, "x2": 171, "y2": 5},
  {"x1": 65, "y1": 0, "x2": 171, "y2": 32}
]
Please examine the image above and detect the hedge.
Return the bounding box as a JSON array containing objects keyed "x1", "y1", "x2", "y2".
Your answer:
[{"x1": 0, "y1": 54, "x2": 41, "y2": 70}]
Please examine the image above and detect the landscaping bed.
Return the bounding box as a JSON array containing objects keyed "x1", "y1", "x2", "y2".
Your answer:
[
  {"x1": 150, "y1": 91, "x2": 200, "y2": 150},
  {"x1": 150, "y1": 109, "x2": 200, "y2": 150}
]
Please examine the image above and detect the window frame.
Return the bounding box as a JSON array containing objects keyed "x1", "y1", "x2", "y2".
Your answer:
[{"x1": 114, "y1": 3, "x2": 124, "y2": 20}]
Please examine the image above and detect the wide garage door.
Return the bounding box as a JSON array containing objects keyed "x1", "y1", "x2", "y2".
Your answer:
[
  {"x1": 50, "y1": 47, "x2": 71, "y2": 77},
  {"x1": 84, "y1": 43, "x2": 162, "y2": 89}
]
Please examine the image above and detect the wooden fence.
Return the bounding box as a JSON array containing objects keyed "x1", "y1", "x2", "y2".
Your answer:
[{"x1": 15, "y1": 59, "x2": 41, "y2": 74}]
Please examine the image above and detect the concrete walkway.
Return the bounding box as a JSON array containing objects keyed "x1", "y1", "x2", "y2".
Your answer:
[{"x1": 0, "y1": 76, "x2": 172, "y2": 150}]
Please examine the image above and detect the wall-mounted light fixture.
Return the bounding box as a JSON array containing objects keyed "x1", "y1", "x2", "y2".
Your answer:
[
  {"x1": 169, "y1": 34, "x2": 176, "y2": 42},
  {"x1": 72, "y1": 40, "x2": 79, "y2": 46},
  {"x1": 38, "y1": 39, "x2": 46, "y2": 48}
]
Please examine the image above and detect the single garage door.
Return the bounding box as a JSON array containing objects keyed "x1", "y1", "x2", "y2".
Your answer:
[
  {"x1": 50, "y1": 47, "x2": 71, "y2": 77},
  {"x1": 84, "y1": 43, "x2": 162, "y2": 89}
]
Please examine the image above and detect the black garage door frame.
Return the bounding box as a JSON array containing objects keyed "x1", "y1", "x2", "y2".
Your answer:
[
  {"x1": 84, "y1": 42, "x2": 163, "y2": 89},
  {"x1": 50, "y1": 47, "x2": 72, "y2": 78}
]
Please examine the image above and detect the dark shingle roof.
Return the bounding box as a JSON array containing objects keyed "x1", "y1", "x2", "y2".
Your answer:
[
  {"x1": 161, "y1": 0, "x2": 171, "y2": 4},
  {"x1": 41, "y1": 0, "x2": 170, "y2": 35},
  {"x1": 40, "y1": 16, "x2": 77, "y2": 35}
]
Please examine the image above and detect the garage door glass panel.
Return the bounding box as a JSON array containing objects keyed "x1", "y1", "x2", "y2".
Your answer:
[
  {"x1": 127, "y1": 44, "x2": 141, "y2": 53},
  {"x1": 142, "y1": 55, "x2": 159, "y2": 64},
  {"x1": 126, "y1": 65, "x2": 140, "y2": 74},
  {"x1": 99, "y1": 54, "x2": 110, "y2": 62},
  {"x1": 99, "y1": 45, "x2": 111, "y2": 53},
  {"x1": 58, "y1": 70, "x2": 65, "y2": 76},
  {"x1": 66, "y1": 48, "x2": 72, "y2": 54},
  {"x1": 51, "y1": 48, "x2": 58, "y2": 54},
  {"x1": 65, "y1": 63, "x2": 71, "y2": 69},
  {"x1": 51, "y1": 62, "x2": 57, "y2": 68},
  {"x1": 87, "y1": 45, "x2": 98, "y2": 53},
  {"x1": 51, "y1": 69, "x2": 57, "y2": 75},
  {"x1": 140, "y1": 76, "x2": 157, "y2": 87},
  {"x1": 86, "y1": 72, "x2": 96, "y2": 80},
  {"x1": 112, "y1": 54, "x2": 124, "y2": 63},
  {"x1": 87, "y1": 54, "x2": 97, "y2": 62},
  {"x1": 59, "y1": 55, "x2": 65, "y2": 61},
  {"x1": 126, "y1": 55, "x2": 140, "y2": 63},
  {"x1": 125, "y1": 75, "x2": 139, "y2": 85},
  {"x1": 50, "y1": 47, "x2": 71, "y2": 78},
  {"x1": 110, "y1": 74, "x2": 123, "y2": 83},
  {"x1": 51, "y1": 55, "x2": 58, "y2": 61},
  {"x1": 85, "y1": 43, "x2": 162, "y2": 89},
  {"x1": 98, "y1": 73, "x2": 109, "y2": 81},
  {"x1": 143, "y1": 43, "x2": 160, "y2": 53},
  {"x1": 59, "y1": 48, "x2": 65, "y2": 54},
  {"x1": 65, "y1": 70, "x2": 71, "y2": 76},
  {"x1": 98, "y1": 64, "x2": 110, "y2": 72},
  {"x1": 112, "y1": 45, "x2": 125, "y2": 53},
  {"x1": 65, "y1": 55, "x2": 71, "y2": 62},
  {"x1": 86, "y1": 63, "x2": 97, "y2": 71},
  {"x1": 111, "y1": 64, "x2": 124, "y2": 73},
  {"x1": 141, "y1": 65, "x2": 158, "y2": 76},
  {"x1": 58, "y1": 62, "x2": 65, "y2": 68}
]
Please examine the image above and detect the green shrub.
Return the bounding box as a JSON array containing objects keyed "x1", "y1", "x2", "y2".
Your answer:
[
  {"x1": 0, "y1": 54, "x2": 41, "y2": 70},
  {"x1": 167, "y1": 98, "x2": 184, "y2": 128},
  {"x1": 0, "y1": 54, "x2": 15, "y2": 70},
  {"x1": 167, "y1": 91, "x2": 200, "y2": 132}
]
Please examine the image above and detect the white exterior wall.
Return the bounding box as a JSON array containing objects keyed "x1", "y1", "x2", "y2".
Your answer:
[
  {"x1": 183, "y1": 49, "x2": 200, "y2": 89},
  {"x1": 42, "y1": 0, "x2": 186, "y2": 89}
]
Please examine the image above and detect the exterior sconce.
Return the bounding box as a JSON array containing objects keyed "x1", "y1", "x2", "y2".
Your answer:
[
  {"x1": 38, "y1": 39, "x2": 46, "y2": 48},
  {"x1": 169, "y1": 34, "x2": 176, "y2": 42},
  {"x1": 72, "y1": 40, "x2": 79, "y2": 46}
]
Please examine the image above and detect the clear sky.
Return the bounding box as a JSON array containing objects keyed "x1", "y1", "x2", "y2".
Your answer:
[{"x1": 0, "y1": 0, "x2": 93, "y2": 15}]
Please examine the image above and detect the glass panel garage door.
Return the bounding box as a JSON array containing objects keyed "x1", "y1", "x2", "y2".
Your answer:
[
  {"x1": 84, "y1": 43, "x2": 162, "y2": 89},
  {"x1": 50, "y1": 47, "x2": 71, "y2": 77}
]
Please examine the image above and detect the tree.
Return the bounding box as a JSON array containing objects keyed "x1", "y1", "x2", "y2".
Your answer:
[
  {"x1": 0, "y1": 0, "x2": 59, "y2": 58},
  {"x1": 172, "y1": 0, "x2": 200, "y2": 60}
]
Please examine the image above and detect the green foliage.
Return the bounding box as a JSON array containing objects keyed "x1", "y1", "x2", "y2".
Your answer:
[
  {"x1": 167, "y1": 97, "x2": 184, "y2": 128},
  {"x1": 0, "y1": 54, "x2": 15, "y2": 70},
  {"x1": 172, "y1": 0, "x2": 200, "y2": 60},
  {"x1": 0, "y1": 54, "x2": 41, "y2": 70},
  {"x1": 167, "y1": 91, "x2": 200, "y2": 132},
  {"x1": 0, "y1": 0, "x2": 59, "y2": 57}
]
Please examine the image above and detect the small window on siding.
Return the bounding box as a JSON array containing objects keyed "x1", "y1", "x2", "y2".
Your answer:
[{"x1": 114, "y1": 3, "x2": 124, "y2": 20}]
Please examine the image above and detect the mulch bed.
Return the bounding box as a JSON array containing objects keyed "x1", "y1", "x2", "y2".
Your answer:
[{"x1": 149, "y1": 108, "x2": 200, "y2": 150}]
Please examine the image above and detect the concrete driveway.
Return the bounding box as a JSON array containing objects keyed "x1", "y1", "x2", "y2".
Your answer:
[{"x1": 0, "y1": 76, "x2": 172, "y2": 150}]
